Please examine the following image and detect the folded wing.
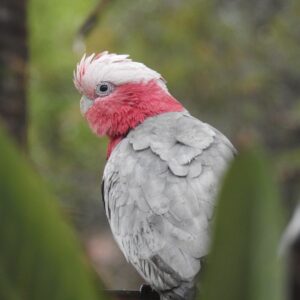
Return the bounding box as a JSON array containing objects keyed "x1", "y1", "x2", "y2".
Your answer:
[{"x1": 103, "y1": 111, "x2": 235, "y2": 292}]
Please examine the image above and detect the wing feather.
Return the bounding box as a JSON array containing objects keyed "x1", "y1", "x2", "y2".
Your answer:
[{"x1": 103, "y1": 111, "x2": 235, "y2": 291}]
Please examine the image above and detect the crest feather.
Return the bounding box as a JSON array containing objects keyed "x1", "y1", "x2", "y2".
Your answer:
[{"x1": 74, "y1": 51, "x2": 167, "y2": 94}]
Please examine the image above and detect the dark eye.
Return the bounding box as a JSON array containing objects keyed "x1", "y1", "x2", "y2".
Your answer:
[
  {"x1": 100, "y1": 84, "x2": 108, "y2": 92},
  {"x1": 95, "y1": 81, "x2": 115, "y2": 97}
]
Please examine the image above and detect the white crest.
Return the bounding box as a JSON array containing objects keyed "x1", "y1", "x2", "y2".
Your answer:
[{"x1": 74, "y1": 51, "x2": 167, "y2": 94}]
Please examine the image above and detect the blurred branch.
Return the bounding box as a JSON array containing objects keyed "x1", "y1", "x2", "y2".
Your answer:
[
  {"x1": 106, "y1": 288, "x2": 160, "y2": 300},
  {"x1": 0, "y1": 0, "x2": 28, "y2": 148},
  {"x1": 73, "y1": 0, "x2": 111, "y2": 54}
]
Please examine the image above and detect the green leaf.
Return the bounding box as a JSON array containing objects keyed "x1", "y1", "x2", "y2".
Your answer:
[
  {"x1": 0, "y1": 127, "x2": 106, "y2": 300},
  {"x1": 200, "y1": 147, "x2": 284, "y2": 300}
]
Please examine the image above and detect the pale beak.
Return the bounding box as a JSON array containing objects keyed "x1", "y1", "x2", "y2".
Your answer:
[{"x1": 80, "y1": 95, "x2": 94, "y2": 115}]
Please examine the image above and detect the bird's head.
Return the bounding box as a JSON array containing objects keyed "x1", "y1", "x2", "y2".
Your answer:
[{"x1": 74, "y1": 52, "x2": 183, "y2": 145}]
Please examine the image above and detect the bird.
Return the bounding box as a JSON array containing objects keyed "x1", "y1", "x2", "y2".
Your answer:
[{"x1": 74, "y1": 51, "x2": 236, "y2": 300}]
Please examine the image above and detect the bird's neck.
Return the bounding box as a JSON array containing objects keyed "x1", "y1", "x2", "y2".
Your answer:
[
  {"x1": 105, "y1": 83, "x2": 183, "y2": 158},
  {"x1": 107, "y1": 136, "x2": 124, "y2": 158}
]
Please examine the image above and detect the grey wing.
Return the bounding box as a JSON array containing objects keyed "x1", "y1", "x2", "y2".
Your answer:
[{"x1": 103, "y1": 112, "x2": 235, "y2": 292}]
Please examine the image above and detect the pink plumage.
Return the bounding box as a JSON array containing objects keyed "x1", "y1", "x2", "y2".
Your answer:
[{"x1": 86, "y1": 80, "x2": 183, "y2": 157}]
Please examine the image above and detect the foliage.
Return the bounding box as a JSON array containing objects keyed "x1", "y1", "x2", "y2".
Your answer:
[
  {"x1": 0, "y1": 127, "x2": 106, "y2": 300},
  {"x1": 28, "y1": 0, "x2": 108, "y2": 230},
  {"x1": 200, "y1": 147, "x2": 284, "y2": 300}
]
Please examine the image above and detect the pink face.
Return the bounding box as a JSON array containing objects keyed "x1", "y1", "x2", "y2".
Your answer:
[
  {"x1": 74, "y1": 52, "x2": 184, "y2": 141},
  {"x1": 80, "y1": 80, "x2": 183, "y2": 138}
]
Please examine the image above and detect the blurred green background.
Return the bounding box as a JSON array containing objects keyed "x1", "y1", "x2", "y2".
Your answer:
[{"x1": 3, "y1": 0, "x2": 300, "y2": 292}]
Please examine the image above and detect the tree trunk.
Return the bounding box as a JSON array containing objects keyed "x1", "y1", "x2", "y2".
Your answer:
[{"x1": 0, "y1": 0, "x2": 27, "y2": 148}]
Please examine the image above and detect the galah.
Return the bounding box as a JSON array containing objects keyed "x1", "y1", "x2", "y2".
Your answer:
[{"x1": 74, "y1": 52, "x2": 235, "y2": 300}]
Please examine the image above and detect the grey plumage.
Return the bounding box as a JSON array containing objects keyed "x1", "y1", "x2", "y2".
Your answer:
[{"x1": 102, "y1": 111, "x2": 235, "y2": 299}]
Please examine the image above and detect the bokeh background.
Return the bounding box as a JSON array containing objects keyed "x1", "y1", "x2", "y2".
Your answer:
[{"x1": 1, "y1": 0, "x2": 300, "y2": 291}]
